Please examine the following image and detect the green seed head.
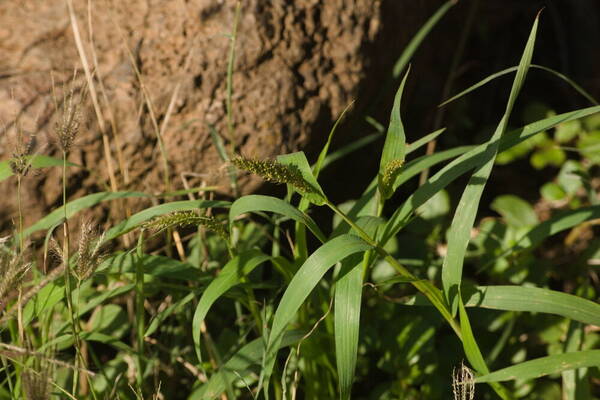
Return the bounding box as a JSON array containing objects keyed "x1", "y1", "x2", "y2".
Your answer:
[{"x1": 231, "y1": 157, "x2": 317, "y2": 195}]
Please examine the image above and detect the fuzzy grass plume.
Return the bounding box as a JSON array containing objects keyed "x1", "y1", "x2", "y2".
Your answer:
[
  {"x1": 452, "y1": 362, "x2": 475, "y2": 400},
  {"x1": 53, "y1": 74, "x2": 86, "y2": 154},
  {"x1": 51, "y1": 221, "x2": 105, "y2": 282},
  {"x1": 0, "y1": 239, "x2": 32, "y2": 310},
  {"x1": 143, "y1": 211, "x2": 228, "y2": 240},
  {"x1": 231, "y1": 156, "x2": 316, "y2": 195}
]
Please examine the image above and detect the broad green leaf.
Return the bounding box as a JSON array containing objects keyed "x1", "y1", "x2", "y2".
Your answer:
[
  {"x1": 335, "y1": 255, "x2": 364, "y2": 400},
  {"x1": 260, "y1": 235, "x2": 372, "y2": 395},
  {"x1": 540, "y1": 182, "x2": 567, "y2": 201},
  {"x1": 229, "y1": 195, "x2": 326, "y2": 243},
  {"x1": 440, "y1": 65, "x2": 599, "y2": 107},
  {"x1": 192, "y1": 250, "x2": 270, "y2": 363},
  {"x1": 277, "y1": 151, "x2": 326, "y2": 205},
  {"x1": 476, "y1": 350, "x2": 600, "y2": 383},
  {"x1": 557, "y1": 160, "x2": 584, "y2": 195},
  {"x1": 464, "y1": 285, "x2": 600, "y2": 327},
  {"x1": 22, "y1": 191, "x2": 150, "y2": 238},
  {"x1": 104, "y1": 199, "x2": 229, "y2": 241},
  {"x1": 190, "y1": 331, "x2": 305, "y2": 400},
  {"x1": 392, "y1": 0, "x2": 456, "y2": 78},
  {"x1": 380, "y1": 105, "x2": 600, "y2": 251},
  {"x1": 490, "y1": 195, "x2": 538, "y2": 229},
  {"x1": 379, "y1": 68, "x2": 409, "y2": 200},
  {"x1": 0, "y1": 155, "x2": 79, "y2": 182},
  {"x1": 442, "y1": 15, "x2": 538, "y2": 314}
]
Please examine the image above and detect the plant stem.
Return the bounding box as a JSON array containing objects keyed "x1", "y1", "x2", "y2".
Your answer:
[
  {"x1": 135, "y1": 231, "x2": 146, "y2": 389},
  {"x1": 325, "y1": 200, "x2": 462, "y2": 340}
]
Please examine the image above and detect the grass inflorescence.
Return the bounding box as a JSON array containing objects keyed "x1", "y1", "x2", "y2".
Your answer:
[{"x1": 231, "y1": 156, "x2": 318, "y2": 195}]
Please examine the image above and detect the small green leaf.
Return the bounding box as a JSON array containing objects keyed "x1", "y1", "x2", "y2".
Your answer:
[
  {"x1": 557, "y1": 160, "x2": 584, "y2": 195},
  {"x1": 540, "y1": 182, "x2": 566, "y2": 201},
  {"x1": 379, "y1": 68, "x2": 409, "y2": 199},
  {"x1": 530, "y1": 146, "x2": 566, "y2": 169},
  {"x1": 491, "y1": 195, "x2": 538, "y2": 229},
  {"x1": 554, "y1": 119, "x2": 582, "y2": 143}
]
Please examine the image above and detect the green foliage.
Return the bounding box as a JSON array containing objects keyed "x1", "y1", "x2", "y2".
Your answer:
[{"x1": 1, "y1": 7, "x2": 599, "y2": 400}]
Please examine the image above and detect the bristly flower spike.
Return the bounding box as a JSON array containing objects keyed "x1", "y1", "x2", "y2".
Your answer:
[
  {"x1": 143, "y1": 211, "x2": 229, "y2": 240},
  {"x1": 231, "y1": 156, "x2": 317, "y2": 195}
]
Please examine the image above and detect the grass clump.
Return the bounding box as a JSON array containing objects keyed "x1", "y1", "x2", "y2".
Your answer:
[{"x1": 1, "y1": 5, "x2": 599, "y2": 400}]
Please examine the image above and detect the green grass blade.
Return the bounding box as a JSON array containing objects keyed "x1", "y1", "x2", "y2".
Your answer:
[
  {"x1": 313, "y1": 101, "x2": 355, "y2": 179},
  {"x1": 475, "y1": 350, "x2": 600, "y2": 383},
  {"x1": 513, "y1": 205, "x2": 600, "y2": 250},
  {"x1": 440, "y1": 64, "x2": 599, "y2": 107},
  {"x1": 464, "y1": 285, "x2": 600, "y2": 327},
  {"x1": 277, "y1": 151, "x2": 327, "y2": 205},
  {"x1": 190, "y1": 331, "x2": 305, "y2": 400},
  {"x1": 379, "y1": 68, "x2": 409, "y2": 199},
  {"x1": 229, "y1": 194, "x2": 326, "y2": 243},
  {"x1": 379, "y1": 105, "x2": 600, "y2": 248},
  {"x1": 458, "y1": 297, "x2": 489, "y2": 374},
  {"x1": 562, "y1": 322, "x2": 586, "y2": 400},
  {"x1": 260, "y1": 235, "x2": 372, "y2": 396},
  {"x1": 192, "y1": 250, "x2": 270, "y2": 363},
  {"x1": 334, "y1": 255, "x2": 364, "y2": 400},
  {"x1": 406, "y1": 128, "x2": 447, "y2": 154},
  {"x1": 392, "y1": 145, "x2": 474, "y2": 191},
  {"x1": 441, "y1": 14, "x2": 538, "y2": 314},
  {"x1": 22, "y1": 191, "x2": 150, "y2": 238},
  {"x1": 318, "y1": 132, "x2": 383, "y2": 172},
  {"x1": 104, "y1": 199, "x2": 229, "y2": 241},
  {"x1": 392, "y1": 0, "x2": 456, "y2": 78}
]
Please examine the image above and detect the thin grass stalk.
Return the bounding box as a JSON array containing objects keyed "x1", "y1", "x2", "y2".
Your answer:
[
  {"x1": 325, "y1": 200, "x2": 462, "y2": 340},
  {"x1": 135, "y1": 231, "x2": 146, "y2": 389},
  {"x1": 226, "y1": 2, "x2": 241, "y2": 142},
  {"x1": 420, "y1": 0, "x2": 479, "y2": 185}
]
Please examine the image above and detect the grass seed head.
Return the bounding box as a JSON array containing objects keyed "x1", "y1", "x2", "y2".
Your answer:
[
  {"x1": 381, "y1": 159, "x2": 404, "y2": 190},
  {"x1": 0, "y1": 243, "x2": 32, "y2": 309},
  {"x1": 452, "y1": 362, "x2": 475, "y2": 400},
  {"x1": 74, "y1": 221, "x2": 106, "y2": 282},
  {"x1": 22, "y1": 365, "x2": 51, "y2": 400},
  {"x1": 53, "y1": 76, "x2": 86, "y2": 154},
  {"x1": 9, "y1": 130, "x2": 36, "y2": 177},
  {"x1": 231, "y1": 156, "x2": 316, "y2": 195},
  {"x1": 144, "y1": 211, "x2": 228, "y2": 240}
]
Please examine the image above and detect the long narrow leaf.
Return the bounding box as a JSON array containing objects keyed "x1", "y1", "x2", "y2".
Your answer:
[
  {"x1": 379, "y1": 68, "x2": 409, "y2": 199},
  {"x1": 260, "y1": 235, "x2": 372, "y2": 396},
  {"x1": 335, "y1": 255, "x2": 364, "y2": 400},
  {"x1": 192, "y1": 250, "x2": 271, "y2": 363},
  {"x1": 476, "y1": 350, "x2": 600, "y2": 383},
  {"x1": 379, "y1": 105, "x2": 600, "y2": 247},
  {"x1": 464, "y1": 285, "x2": 600, "y2": 327},
  {"x1": 392, "y1": 0, "x2": 456, "y2": 78},
  {"x1": 229, "y1": 195, "x2": 326, "y2": 243},
  {"x1": 104, "y1": 200, "x2": 229, "y2": 241},
  {"x1": 442, "y1": 15, "x2": 538, "y2": 314},
  {"x1": 440, "y1": 64, "x2": 599, "y2": 107},
  {"x1": 22, "y1": 191, "x2": 150, "y2": 238}
]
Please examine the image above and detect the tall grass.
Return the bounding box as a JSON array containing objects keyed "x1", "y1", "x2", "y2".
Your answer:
[{"x1": 0, "y1": 4, "x2": 599, "y2": 400}]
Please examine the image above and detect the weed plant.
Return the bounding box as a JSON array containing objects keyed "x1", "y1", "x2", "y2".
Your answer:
[{"x1": 1, "y1": 3, "x2": 599, "y2": 400}]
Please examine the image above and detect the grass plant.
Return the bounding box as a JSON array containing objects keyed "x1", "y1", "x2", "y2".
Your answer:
[{"x1": 0, "y1": 4, "x2": 599, "y2": 400}]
